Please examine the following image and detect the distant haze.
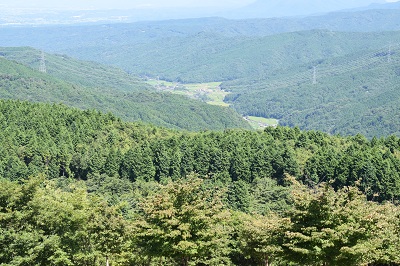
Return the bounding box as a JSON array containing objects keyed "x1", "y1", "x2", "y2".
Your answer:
[
  {"x1": 0, "y1": 0, "x2": 255, "y2": 10},
  {"x1": 0, "y1": 0, "x2": 397, "y2": 10},
  {"x1": 225, "y1": 0, "x2": 393, "y2": 18},
  {"x1": 1, "y1": 0, "x2": 400, "y2": 24}
]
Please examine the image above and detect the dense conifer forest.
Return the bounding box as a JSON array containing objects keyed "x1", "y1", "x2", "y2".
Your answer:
[{"x1": 1, "y1": 100, "x2": 400, "y2": 265}]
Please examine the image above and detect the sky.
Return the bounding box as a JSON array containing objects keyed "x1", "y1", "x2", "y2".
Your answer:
[
  {"x1": 0, "y1": 0, "x2": 398, "y2": 10},
  {"x1": 0, "y1": 0, "x2": 398, "y2": 17},
  {"x1": 0, "y1": 0, "x2": 398, "y2": 26},
  {"x1": 0, "y1": 0, "x2": 256, "y2": 10}
]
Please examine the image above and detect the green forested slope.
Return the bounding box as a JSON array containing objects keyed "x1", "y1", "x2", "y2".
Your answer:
[
  {"x1": 60, "y1": 30, "x2": 400, "y2": 83},
  {"x1": 4, "y1": 28, "x2": 399, "y2": 83},
  {"x1": 0, "y1": 55, "x2": 250, "y2": 130},
  {"x1": 1, "y1": 100, "x2": 400, "y2": 265},
  {"x1": 0, "y1": 46, "x2": 150, "y2": 92},
  {"x1": 223, "y1": 43, "x2": 400, "y2": 137}
]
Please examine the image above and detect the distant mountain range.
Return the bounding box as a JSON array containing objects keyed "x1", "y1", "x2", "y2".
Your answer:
[
  {"x1": 2, "y1": 6, "x2": 400, "y2": 55},
  {"x1": 345, "y1": 1, "x2": 400, "y2": 11},
  {"x1": 1, "y1": 0, "x2": 399, "y2": 25},
  {"x1": 224, "y1": 0, "x2": 389, "y2": 18}
]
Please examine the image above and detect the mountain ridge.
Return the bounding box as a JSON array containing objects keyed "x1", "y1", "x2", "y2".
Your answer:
[
  {"x1": 222, "y1": 0, "x2": 388, "y2": 18},
  {"x1": 0, "y1": 48, "x2": 251, "y2": 131}
]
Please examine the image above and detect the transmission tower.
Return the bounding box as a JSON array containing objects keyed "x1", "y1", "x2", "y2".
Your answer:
[
  {"x1": 39, "y1": 51, "x2": 47, "y2": 73},
  {"x1": 388, "y1": 44, "x2": 392, "y2": 63},
  {"x1": 312, "y1": 66, "x2": 317, "y2": 85}
]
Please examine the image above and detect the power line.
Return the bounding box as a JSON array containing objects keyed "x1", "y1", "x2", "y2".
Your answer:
[
  {"x1": 312, "y1": 66, "x2": 317, "y2": 85},
  {"x1": 230, "y1": 43, "x2": 400, "y2": 94},
  {"x1": 39, "y1": 51, "x2": 47, "y2": 73}
]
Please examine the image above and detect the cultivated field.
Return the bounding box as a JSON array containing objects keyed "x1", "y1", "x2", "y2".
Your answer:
[{"x1": 146, "y1": 80, "x2": 230, "y2": 107}]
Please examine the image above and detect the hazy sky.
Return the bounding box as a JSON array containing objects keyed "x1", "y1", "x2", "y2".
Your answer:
[
  {"x1": 0, "y1": 0, "x2": 256, "y2": 10},
  {"x1": 0, "y1": 0, "x2": 398, "y2": 10}
]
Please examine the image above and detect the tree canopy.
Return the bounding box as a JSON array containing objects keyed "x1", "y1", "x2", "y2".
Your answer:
[{"x1": 0, "y1": 100, "x2": 400, "y2": 265}]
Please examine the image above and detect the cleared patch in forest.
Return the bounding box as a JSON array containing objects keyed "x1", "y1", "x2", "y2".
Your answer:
[
  {"x1": 146, "y1": 80, "x2": 230, "y2": 107},
  {"x1": 244, "y1": 116, "x2": 279, "y2": 130}
]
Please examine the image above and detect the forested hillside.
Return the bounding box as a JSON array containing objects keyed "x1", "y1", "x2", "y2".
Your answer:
[
  {"x1": 30, "y1": 27, "x2": 399, "y2": 137},
  {"x1": 0, "y1": 46, "x2": 151, "y2": 92},
  {"x1": 1, "y1": 100, "x2": 400, "y2": 265},
  {"x1": 0, "y1": 53, "x2": 250, "y2": 131},
  {"x1": 37, "y1": 30, "x2": 400, "y2": 83},
  {"x1": 223, "y1": 41, "x2": 400, "y2": 137},
  {"x1": 2, "y1": 10, "x2": 400, "y2": 137}
]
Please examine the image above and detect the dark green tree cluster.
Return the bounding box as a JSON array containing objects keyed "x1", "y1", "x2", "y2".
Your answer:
[{"x1": 1, "y1": 100, "x2": 400, "y2": 203}]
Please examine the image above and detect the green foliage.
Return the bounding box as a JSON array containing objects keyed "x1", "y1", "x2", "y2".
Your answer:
[
  {"x1": 250, "y1": 177, "x2": 291, "y2": 215},
  {"x1": 227, "y1": 180, "x2": 252, "y2": 213},
  {"x1": 134, "y1": 175, "x2": 232, "y2": 265},
  {"x1": 283, "y1": 179, "x2": 400, "y2": 266},
  {"x1": 0, "y1": 176, "x2": 129, "y2": 266},
  {"x1": 0, "y1": 100, "x2": 400, "y2": 265},
  {"x1": 1, "y1": 100, "x2": 400, "y2": 265},
  {"x1": 236, "y1": 212, "x2": 290, "y2": 266}
]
